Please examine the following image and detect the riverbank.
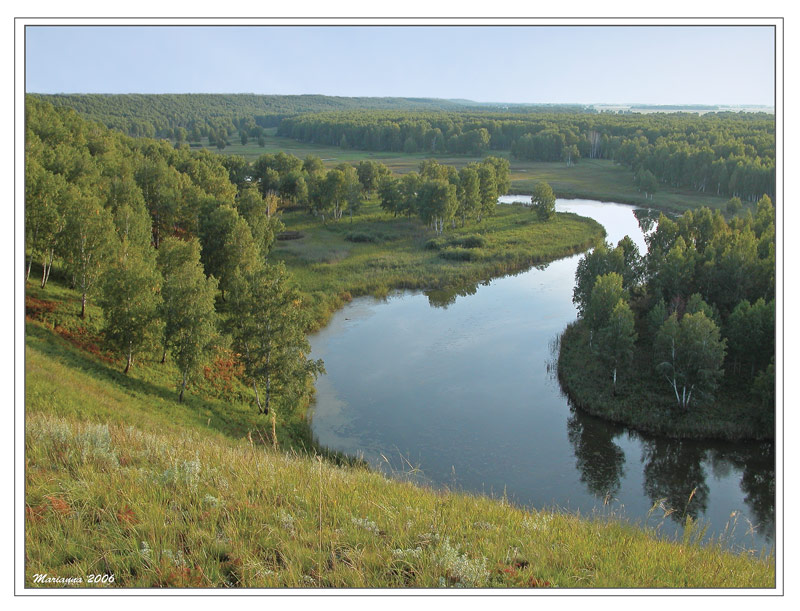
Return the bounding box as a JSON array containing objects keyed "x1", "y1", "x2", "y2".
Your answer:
[
  {"x1": 557, "y1": 321, "x2": 774, "y2": 441},
  {"x1": 272, "y1": 198, "x2": 606, "y2": 330}
]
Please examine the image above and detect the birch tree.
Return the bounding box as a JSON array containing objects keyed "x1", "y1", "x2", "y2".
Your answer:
[
  {"x1": 227, "y1": 262, "x2": 324, "y2": 416},
  {"x1": 58, "y1": 188, "x2": 118, "y2": 317},
  {"x1": 654, "y1": 311, "x2": 726, "y2": 410},
  {"x1": 99, "y1": 247, "x2": 163, "y2": 373},
  {"x1": 158, "y1": 237, "x2": 219, "y2": 401}
]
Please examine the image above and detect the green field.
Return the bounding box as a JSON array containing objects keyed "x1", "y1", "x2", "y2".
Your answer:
[{"x1": 199, "y1": 130, "x2": 731, "y2": 214}]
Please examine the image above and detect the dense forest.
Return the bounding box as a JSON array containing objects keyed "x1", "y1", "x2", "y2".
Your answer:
[
  {"x1": 278, "y1": 110, "x2": 775, "y2": 202},
  {"x1": 25, "y1": 96, "x2": 326, "y2": 418},
  {"x1": 32, "y1": 94, "x2": 774, "y2": 206},
  {"x1": 33, "y1": 93, "x2": 590, "y2": 141}
]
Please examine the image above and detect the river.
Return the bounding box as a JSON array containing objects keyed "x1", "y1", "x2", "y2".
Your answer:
[{"x1": 308, "y1": 197, "x2": 775, "y2": 553}]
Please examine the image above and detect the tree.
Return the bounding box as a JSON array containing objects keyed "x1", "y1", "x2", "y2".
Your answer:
[
  {"x1": 654, "y1": 311, "x2": 726, "y2": 410},
  {"x1": 158, "y1": 237, "x2": 219, "y2": 401},
  {"x1": 356, "y1": 160, "x2": 390, "y2": 194},
  {"x1": 58, "y1": 188, "x2": 118, "y2": 317},
  {"x1": 25, "y1": 160, "x2": 66, "y2": 287},
  {"x1": 417, "y1": 179, "x2": 457, "y2": 235},
  {"x1": 476, "y1": 163, "x2": 498, "y2": 222},
  {"x1": 236, "y1": 186, "x2": 283, "y2": 258},
  {"x1": 531, "y1": 181, "x2": 556, "y2": 221},
  {"x1": 227, "y1": 262, "x2": 324, "y2": 416},
  {"x1": 726, "y1": 298, "x2": 774, "y2": 378},
  {"x1": 378, "y1": 175, "x2": 403, "y2": 217},
  {"x1": 199, "y1": 205, "x2": 259, "y2": 298},
  {"x1": 99, "y1": 247, "x2": 163, "y2": 373},
  {"x1": 585, "y1": 272, "x2": 626, "y2": 333},
  {"x1": 636, "y1": 169, "x2": 658, "y2": 199},
  {"x1": 456, "y1": 166, "x2": 481, "y2": 226},
  {"x1": 595, "y1": 299, "x2": 637, "y2": 394}
]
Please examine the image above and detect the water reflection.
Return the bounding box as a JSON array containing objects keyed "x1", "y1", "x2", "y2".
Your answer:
[
  {"x1": 633, "y1": 208, "x2": 662, "y2": 234},
  {"x1": 424, "y1": 283, "x2": 480, "y2": 309},
  {"x1": 709, "y1": 444, "x2": 775, "y2": 543},
  {"x1": 640, "y1": 438, "x2": 710, "y2": 523},
  {"x1": 566, "y1": 407, "x2": 626, "y2": 499}
]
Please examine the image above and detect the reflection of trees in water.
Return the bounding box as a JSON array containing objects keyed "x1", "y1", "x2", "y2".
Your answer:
[
  {"x1": 633, "y1": 208, "x2": 662, "y2": 235},
  {"x1": 640, "y1": 438, "x2": 710, "y2": 524},
  {"x1": 709, "y1": 443, "x2": 775, "y2": 543},
  {"x1": 566, "y1": 407, "x2": 626, "y2": 499},
  {"x1": 424, "y1": 283, "x2": 480, "y2": 308}
]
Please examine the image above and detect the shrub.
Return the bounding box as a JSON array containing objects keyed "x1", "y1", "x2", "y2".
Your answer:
[{"x1": 439, "y1": 248, "x2": 480, "y2": 262}]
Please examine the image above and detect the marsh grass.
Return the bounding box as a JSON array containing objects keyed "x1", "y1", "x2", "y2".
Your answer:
[{"x1": 272, "y1": 199, "x2": 604, "y2": 329}]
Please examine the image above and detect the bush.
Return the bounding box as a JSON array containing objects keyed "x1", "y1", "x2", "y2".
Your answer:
[
  {"x1": 450, "y1": 234, "x2": 486, "y2": 249},
  {"x1": 439, "y1": 248, "x2": 480, "y2": 262},
  {"x1": 424, "y1": 238, "x2": 446, "y2": 251},
  {"x1": 345, "y1": 231, "x2": 381, "y2": 243}
]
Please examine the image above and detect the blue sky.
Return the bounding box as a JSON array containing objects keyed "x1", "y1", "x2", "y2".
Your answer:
[{"x1": 25, "y1": 25, "x2": 775, "y2": 105}]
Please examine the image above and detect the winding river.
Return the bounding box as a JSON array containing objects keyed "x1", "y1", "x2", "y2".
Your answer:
[{"x1": 308, "y1": 197, "x2": 775, "y2": 553}]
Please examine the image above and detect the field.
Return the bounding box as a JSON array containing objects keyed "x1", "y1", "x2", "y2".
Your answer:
[{"x1": 198, "y1": 129, "x2": 731, "y2": 214}]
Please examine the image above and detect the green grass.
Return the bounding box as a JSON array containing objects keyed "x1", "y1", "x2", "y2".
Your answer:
[
  {"x1": 557, "y1": 321, "x2": 774, "y2": 441},
  {"x1": 201, "y1": 130, "x2": 730, "y2": 214},
  {"x1": 271, "y1": 199, "x2": 605, "y2": 329}
]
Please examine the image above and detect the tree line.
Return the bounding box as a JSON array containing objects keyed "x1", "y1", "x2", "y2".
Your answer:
[
  {"x1": 277, "y1": 110, "x2": 775, "y2": 202},
  {"x1": 25, "y1": 96, "x2": 323, "y2": 420},
  {"x1": 571, "y1": 198, "x2": 775, "y2": 417}
]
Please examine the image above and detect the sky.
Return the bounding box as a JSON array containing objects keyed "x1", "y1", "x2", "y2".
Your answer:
[{"x1": 25, "y1": 24, "x2": 776, "y2": 106}]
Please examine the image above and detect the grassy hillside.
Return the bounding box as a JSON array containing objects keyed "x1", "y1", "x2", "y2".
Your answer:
[{"x1": 25, "y1": 307, "x2": 775, "y2": 588}]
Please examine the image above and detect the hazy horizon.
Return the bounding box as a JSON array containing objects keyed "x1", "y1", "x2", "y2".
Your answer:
[{"x1": 25, "y1": 25, "x2": 776, "y2": 106}]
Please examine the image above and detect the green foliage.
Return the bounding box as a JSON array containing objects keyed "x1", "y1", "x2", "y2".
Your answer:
[
  {"x1": 595, "y1": 299, "x2": 637, "y2": 393},
  {"x1": 227, "y1": 262, "x2": 324, "y2": 415},
  {"x1": 585, "y1": 272, "x2": 626, "y2": 333},
  {"x1": 726, "y1": 298, "x2": 775, "y2": 379},
  {"x1": 58, "y1": 189, "x2": 119, "y2": 317},
  {"x1": 654, "y1": 312, "x2": 726, "y2": 411},
  {"x1": 158, "y1": 237, "x2": 219, "y2": 402},
  {"x1": 98, "y1": 248, "x2": 163, "y2": 373},
  {"x1": 531, "y1": 181, "x2": 556, "y2": 221}
]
